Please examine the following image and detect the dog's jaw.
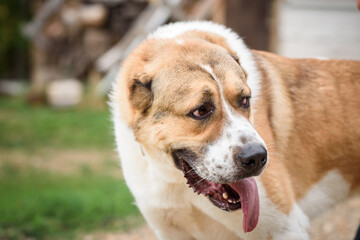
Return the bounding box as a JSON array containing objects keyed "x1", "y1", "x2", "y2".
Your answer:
[{"x1": 173, "y1": 151, "x2": 260, "y2": 233}]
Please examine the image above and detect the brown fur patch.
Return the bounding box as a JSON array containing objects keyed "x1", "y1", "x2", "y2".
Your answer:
[
  {"x1": 253, "y1": 51, "x2": 360, "y2": 213},
  {"x1": 129, "y1": 74, "x2": 153, "y2": 112}
]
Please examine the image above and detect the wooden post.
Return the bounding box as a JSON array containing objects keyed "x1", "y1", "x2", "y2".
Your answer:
[
  {"x1": 211, "y1": 0, "x2": 226, "y2": 25},
  {"x1": 226, "y1": 0, "x2": 273, "y2": 51}
]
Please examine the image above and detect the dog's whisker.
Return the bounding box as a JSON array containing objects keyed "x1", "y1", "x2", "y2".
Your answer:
[
  {"x1": 265, "y1": 145, "x2": 277, "y2": 149},
  {"x1": 268, "y1": 152, "x2": 281, "y2": 156},
  {"x1": 184, "y1": 168, "x2": 196, "y2": 175},
  {"x1": 194, "y1": 178, "x2": 206, "y2": 185}
]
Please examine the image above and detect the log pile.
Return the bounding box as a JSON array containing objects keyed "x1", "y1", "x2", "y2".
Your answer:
[
  {"x1": 24, "y1": 0, "x2": 227, "y2": 104},
  {"x1": 26, "y1": 0, "x2": 148, "y2": 100}
]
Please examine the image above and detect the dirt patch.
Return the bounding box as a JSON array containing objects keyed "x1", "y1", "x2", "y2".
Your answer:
[
  {"x1": 81, "y1": 225, "x2": 157, "y2": 240},
  {"x1": 0, "y1": 148, "x2": 122, "y2": 178}
]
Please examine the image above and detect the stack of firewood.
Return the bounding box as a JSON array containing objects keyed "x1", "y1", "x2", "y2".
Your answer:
[
  {"x1": 25, "y1": 0, "x2": 148, "y2": 103},
  {"x1": 24, "y1": 0, "x2": 228, "y2": 105}
]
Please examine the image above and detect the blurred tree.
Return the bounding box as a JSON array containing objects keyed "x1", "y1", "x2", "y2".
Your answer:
[{"x1": 0, "y1": 0, "x2": 31, "y2": 79}]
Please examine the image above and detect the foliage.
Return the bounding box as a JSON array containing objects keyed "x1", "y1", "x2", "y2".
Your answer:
[{"x1": 0, "y1": 0, "x2": 31, "y2": 78}]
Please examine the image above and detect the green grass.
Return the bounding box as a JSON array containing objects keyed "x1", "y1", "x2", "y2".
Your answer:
[
  {"x1": 0, "y1": 168, "x2": 140, "y2": 239},
  {"x1": 0, "y1": 98, "x2": 142, "y2": 239},
  {"x1": 0, "y1": 98, "x2": 114, "y2": 150}
]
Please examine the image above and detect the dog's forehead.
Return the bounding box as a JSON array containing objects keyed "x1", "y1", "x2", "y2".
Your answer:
[
  {"x1": 156, "y1": 66, "x2": 249, "y2": 108},
  {"x1": 148, "y1": 39, "x2": 237, "y2": 71},
  {"x1": 152, "y1": 42, "x2": 246, "y2": 90},
  {"x1": 152, "y1": 65, "x2": 218, "y2": 110}
]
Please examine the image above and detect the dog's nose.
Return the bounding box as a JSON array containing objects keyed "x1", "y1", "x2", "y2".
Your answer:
[{"x1": 235, "y1": 144, "x2": 267, "y2": 172}]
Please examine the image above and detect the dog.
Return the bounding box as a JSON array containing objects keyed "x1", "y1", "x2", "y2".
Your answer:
[{"x1": 110, "y1": 21, "x2": 360, "y2": 240}]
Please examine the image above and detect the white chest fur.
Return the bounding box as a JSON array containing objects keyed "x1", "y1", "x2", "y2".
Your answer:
[{"x1": 299, "y1": 170, "x2": 350, "y2": 219}]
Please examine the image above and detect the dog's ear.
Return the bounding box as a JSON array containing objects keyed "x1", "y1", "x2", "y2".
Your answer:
[
  {"x1": 219, "y1": 47, "x2": 247, "y2": 79},
  {"x1": 213, "y1": 42, "x2": 241, "y2": 66},
  {"x1": 129, "y1": 74, "x2": 153, "y2": 112},
  {"x1": 229, "y1": 53, "x2": 241, "y2": 65},
  {"x1": 192, "y1": 31, "x2": 244, "y2": 71}
]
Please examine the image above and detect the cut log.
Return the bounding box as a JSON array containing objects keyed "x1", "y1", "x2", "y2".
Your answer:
[
  {"x1": 95, "y1": 1, "x2": 178, "y2": 72},
  {"x1": 23, "y1": 0, "x2": 66, "y2": 48},
  {"x1": 46, "y1": 79, "x2": 84, "y2": 107},
  {"x1": 80, "y1": 4, "x2": 108, "y2": 27}
]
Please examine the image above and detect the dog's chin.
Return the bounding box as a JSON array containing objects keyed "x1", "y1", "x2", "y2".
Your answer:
[{"x1": 173, "y1": 154, "x2": 242, "y2": 212}]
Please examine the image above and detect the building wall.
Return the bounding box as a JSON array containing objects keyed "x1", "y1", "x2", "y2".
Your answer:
[{"x1": 273, "y1": 0, "x2": 360, "y2": 60}]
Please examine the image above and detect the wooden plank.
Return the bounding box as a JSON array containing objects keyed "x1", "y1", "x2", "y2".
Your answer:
[
  {"x1": 187, "y1": 0, "x2": 217, "y2": 20},
  {"x1": 95, "y1": 2, "x2": 174, "y2": 72},
  {"x1": 226, "y1": 0, "x2": 273, "y2": 51},
  {"x1": 23, "y1": 0, "x2": 66, "y2": 48},
  {"x1": 211, "y1": 0, "x2": 226, "y2": 24}
]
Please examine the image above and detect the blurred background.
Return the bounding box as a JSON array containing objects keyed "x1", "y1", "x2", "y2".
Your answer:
[{"x1": 0, "y1": 0, "x2": 359, "y2": 239}]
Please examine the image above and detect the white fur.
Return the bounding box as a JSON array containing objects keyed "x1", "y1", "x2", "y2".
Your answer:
[
  {"x1": 299, "y1": 170, "x2": 350, "y2": 219},
  {"x1": 175, "y1": 39, "x2": 184, "y2": 45},
  {"x1": 256, "y1": 181, "x2": 310, "y2": 240}
]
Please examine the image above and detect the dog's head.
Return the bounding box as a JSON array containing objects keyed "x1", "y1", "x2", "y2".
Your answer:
[{"x1": 114, "y1": 22, "x2": 267, "y2": 232}]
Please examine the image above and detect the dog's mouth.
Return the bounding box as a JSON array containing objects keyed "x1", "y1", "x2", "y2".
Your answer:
[
  {"x1": 180, "y1": 157, "x2": 242, "y2": 211},
  {"x1": 175, "y1": 155, "x2": 260, "y2": 233}
]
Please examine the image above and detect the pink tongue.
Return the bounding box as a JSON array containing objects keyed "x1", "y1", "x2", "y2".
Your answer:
[{"x1": 229, "y1": 177, "x2": 259, "y2": 233}]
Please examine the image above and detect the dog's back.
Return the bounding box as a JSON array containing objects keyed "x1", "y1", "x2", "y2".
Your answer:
[{"x1": 252, "y1": 51, "x2": 360, "y2": 219}]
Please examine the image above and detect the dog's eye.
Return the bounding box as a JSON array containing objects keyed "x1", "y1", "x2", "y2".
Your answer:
[
  {"x1": 188, "y1": 103, "x2": 214, "y2": 120},
  {"x1": 239, "y1": 97, "x2": 250, "y2": 109}
]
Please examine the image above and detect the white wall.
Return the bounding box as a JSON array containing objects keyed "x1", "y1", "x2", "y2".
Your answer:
[{"x1": 274, "y1": 0, "x2": 360, "y2": 60}]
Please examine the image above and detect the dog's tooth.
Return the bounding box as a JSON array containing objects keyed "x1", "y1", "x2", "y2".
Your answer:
[
  {"x1": 228, "y1": 199, "x2": 233, "y2": 203},
  {"x1": 222, "y1": 192, "x2": 228, "y2": 199}
]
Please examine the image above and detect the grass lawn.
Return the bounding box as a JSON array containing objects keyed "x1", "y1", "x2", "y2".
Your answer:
[
  {"x1": 0, "y1": 98, "x2": 142, "y2": 239},
  {"x1": 0, "y1": 98, "x2": 114, "y2": 150}
]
